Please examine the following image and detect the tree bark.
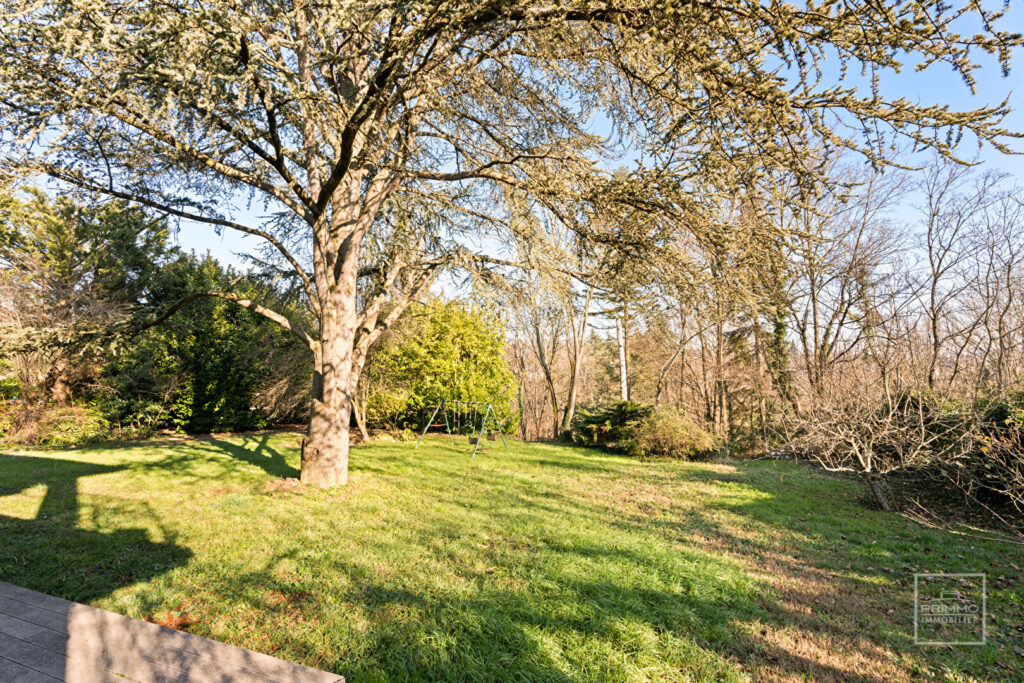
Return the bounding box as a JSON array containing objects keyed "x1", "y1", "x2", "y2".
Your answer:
[
  {"x1": 353, "y1": 391, "x2": 370, "y2": 443},
  {"x1": 654, "y1": 345, "x2": 682, "y2": 406},
  {"x1": 863, "y1": 472, "x2": 895, "y2": 512},
  {"x1": 302, "y1": 315, "x2": 354, "y2": 486},
  {"x1": 714, "y1": 317, "x2": 730, "y2": 456}
]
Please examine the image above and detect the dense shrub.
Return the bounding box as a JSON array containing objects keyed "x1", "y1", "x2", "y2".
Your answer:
[
  {"x1": 626, "y1": 408, "x2": 719, "y2": 459},
  {"x1": 787, "y1": 388, "x2": 1024, "y2": 522},
  {"x1": 0, "y1": 360, "x2": 17, "y2": 400},
  {"x1": 570, "y1": 401, "x2": 652, "y2": 448},
  {"x1": 0, "y1": 402, "x2": 109, "y2": 447},
  {"x1": 951, "y1": 393, "x2": 1024, "y2": 518},
  {"x1": 98, "y1": 253, "x2": 311, "y2": 435},
  {"x1": 571, "y1": 401, "x2": 717, "y2": 460}
]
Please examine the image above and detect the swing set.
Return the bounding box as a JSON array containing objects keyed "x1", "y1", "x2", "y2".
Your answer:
[{"x1": 415, "y1": 399, "x2": 509, "y2": 457}]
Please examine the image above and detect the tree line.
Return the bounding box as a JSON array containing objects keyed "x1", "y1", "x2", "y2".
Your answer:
[
  {"x1": 506, "y1": 156, "x2": 1024, "y2": 532},
  {"x1": 3, "y1": 151, "x2": 1022, "y2": 534}
]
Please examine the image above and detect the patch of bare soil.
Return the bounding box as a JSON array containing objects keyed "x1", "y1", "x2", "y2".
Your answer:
[
  {"x1": 146, "y1": 600, "x2": 200, "y2": 632},
  {"x1": 264, "y1": 477, "x2": 307, "y2": 494}
]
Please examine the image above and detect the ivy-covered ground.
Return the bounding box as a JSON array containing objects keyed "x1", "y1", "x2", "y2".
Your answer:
[{"x1": 1, "y1": 432, "x2": 1021, "y2": 682}]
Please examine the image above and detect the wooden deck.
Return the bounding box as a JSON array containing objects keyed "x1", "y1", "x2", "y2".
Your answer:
[{"x1": 0, "y1": 582, "x2": 344, "y2": 682}]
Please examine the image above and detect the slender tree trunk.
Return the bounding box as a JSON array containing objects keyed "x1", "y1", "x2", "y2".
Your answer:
[
  {"x1": 616, "y1": 313, "x2": 629, "y2": 401},
  {"x1": 561, "y1": 359, "x2": 582, "y2": 437},
  {"x1": 513, "y1": 340, "x2": 529, "y2": 440},
  {"x1": 517, "y1": 372, "x2": 528, "y2": 441},
  {"x1": 560, "y1": 286, "x2": 592, "y2": 437},
  {"x1": 654, "y1": 345, "x2": 682, "y2": 405},
  {"x1": 714, "y1": 318, "x2": 730, "y2": 456},
  {"x1": 530, "y1": 314, "x2": 561, "y2": 439},
  {"x1": 353, "y1": 389, "x2": 370, "y2": 443}
]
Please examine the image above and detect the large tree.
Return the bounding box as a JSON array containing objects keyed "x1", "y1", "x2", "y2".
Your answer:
[
  {"x1": 0, "y1": 1, "x2": 1019, "y2": 486},
  {"x1": 0, "y1": 188, "x2": 172, "y2": 403}
]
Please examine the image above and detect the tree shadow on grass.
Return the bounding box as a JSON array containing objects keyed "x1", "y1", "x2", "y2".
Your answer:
[
  {"x1": 170, "y1": 527, "x2": 877, "y2": 682},
  {"x1": 148, "y1": 446, "x2": 900, "y2": 681},
  {"x1": 586, "y1": 461, "x2": 1023, "y2": 681},
  {"x1": 2, "y1": 438, "x2": 1004, "y2": 681},
  {"x1": 203, "y1": 433, "x2": 299, "y2": 479},
  {"x1": 100, "y1": 432, "x2": 301, "y2": 481},
  {"x1": 0, "y1": 453, "x2": 192, "y2": 603},
  {"x1": 0, "y1": 452, "x2": 342, "y2": 682}
]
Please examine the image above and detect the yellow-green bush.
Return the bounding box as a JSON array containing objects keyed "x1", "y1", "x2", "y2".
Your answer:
[
  {"x1": 0, "y1": 402, "x2": 109, "y2": 448},
  {"x1": 571, "y1": 401, "x2": 717, "y2": 460},
  {"x1": 625, "y1": 408, "x2": 718, "y2": 459}
]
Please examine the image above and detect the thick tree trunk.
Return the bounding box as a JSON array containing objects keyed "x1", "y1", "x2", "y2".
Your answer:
[{"x1": 301, "y1": 310, "x2": 356, "y2": 487}]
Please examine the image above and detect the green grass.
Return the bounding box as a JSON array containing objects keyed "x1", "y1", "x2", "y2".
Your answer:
[{"x1": 1, "y1": 432, "x2": 1022, "y2": 682}]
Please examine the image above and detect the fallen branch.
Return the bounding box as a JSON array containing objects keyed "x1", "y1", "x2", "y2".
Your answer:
[{"x1": 900, "y1": 500, "x2": 1024, "y2": 546}]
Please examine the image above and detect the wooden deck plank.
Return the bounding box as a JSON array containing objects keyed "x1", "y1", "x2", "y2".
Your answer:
[
  {"x1": 0, "y1": 582, "x2": 344, "y2": 682},
  {"x1": 0, "y1": 655, "x2": 62, "y2": 683},
  {"x1": 0, "y1": 583, "x2": 75, "y2": 614},
  {"x1": 0, "y1": 602, "x2": 206, "y2": 682},
  {"x1": 0, "y1": 610, "x2": 57, "y2": 644},
  {"x1": 0, "y1": 631, "x2": 74, "y2": 680},
  {"x1": 0, "y1": 596, "x2": 68, "y2": 633}
]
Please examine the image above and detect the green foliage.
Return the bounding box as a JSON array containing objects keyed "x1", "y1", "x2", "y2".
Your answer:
[
  {"x1": 101, "y1": 252, "x2": 310, "y2": 434},
  {"x1": 37, "y1": 404, "x2": 110, "y2": 448},
  {"x1": 0, "y1": 402, "x2": 109, "y2": 448},
  {"x1": 362, "y1": 300, "x2": 516, "y2": 431},
  {"x1": 571, "y1": 401, "x2": 717, "y2": 460},
  {"x1": 570, "y1": 401, "x2": 653, "y2": 448},
  {"x1": 0, "y1": 359, "x2": 17, "y2": 399},
  {"x1": 1, "y1": 188, "x2": 175, "y2": 398},
  {"x1": 0, "y1": 188, "x2": 173, "y2": 304},
  {"x1": 163, "y1": 288, "x2": 273, "y2": 434},
  {"x1": 956, "y1": 391, "x2": 1024, "y2": 515},
  {"x1": 627, "y1": 408, "x2": 718, "y2": 459},
  {"x1": 1, "y1": 189, "x2": 312, "y2": 440}
]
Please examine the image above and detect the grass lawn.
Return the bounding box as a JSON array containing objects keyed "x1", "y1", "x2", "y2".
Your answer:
[{"x1": 1, "y1": 432, "x2": 1022, "y2": 682}]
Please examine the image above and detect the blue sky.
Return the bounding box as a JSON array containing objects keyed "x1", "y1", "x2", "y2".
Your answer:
[{"x1": 175, "y1": 9, "x2": 1024, "y2": 268}]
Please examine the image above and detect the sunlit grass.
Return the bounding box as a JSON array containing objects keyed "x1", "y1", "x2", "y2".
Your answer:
[{"x1": 1, "y1": 432, "x2": 1020, "y2": 681}]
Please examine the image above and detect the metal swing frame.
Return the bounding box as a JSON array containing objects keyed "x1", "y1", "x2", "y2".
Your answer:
[{"x1": 415, "y1": 399, "x2": 509, "y2": 457}]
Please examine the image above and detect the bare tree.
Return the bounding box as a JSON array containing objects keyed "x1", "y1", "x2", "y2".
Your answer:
[
  {"x1": 915, "y1": 163, "x2": 1002, "y2": 394},
  {"x1": 785, "y1": 164, "x2": 907, "y2": 396},
  {"x1": 560, "y1": 284, "x2": 593, "y2": 437}
]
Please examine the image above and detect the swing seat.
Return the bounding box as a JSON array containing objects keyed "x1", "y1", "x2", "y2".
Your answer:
[
  {"x1": 486, "y1": 433, "x2": 496, "y2": 441},
  {"x1": 469, "y1": 437, "x2": 479, "y2": 444}
]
